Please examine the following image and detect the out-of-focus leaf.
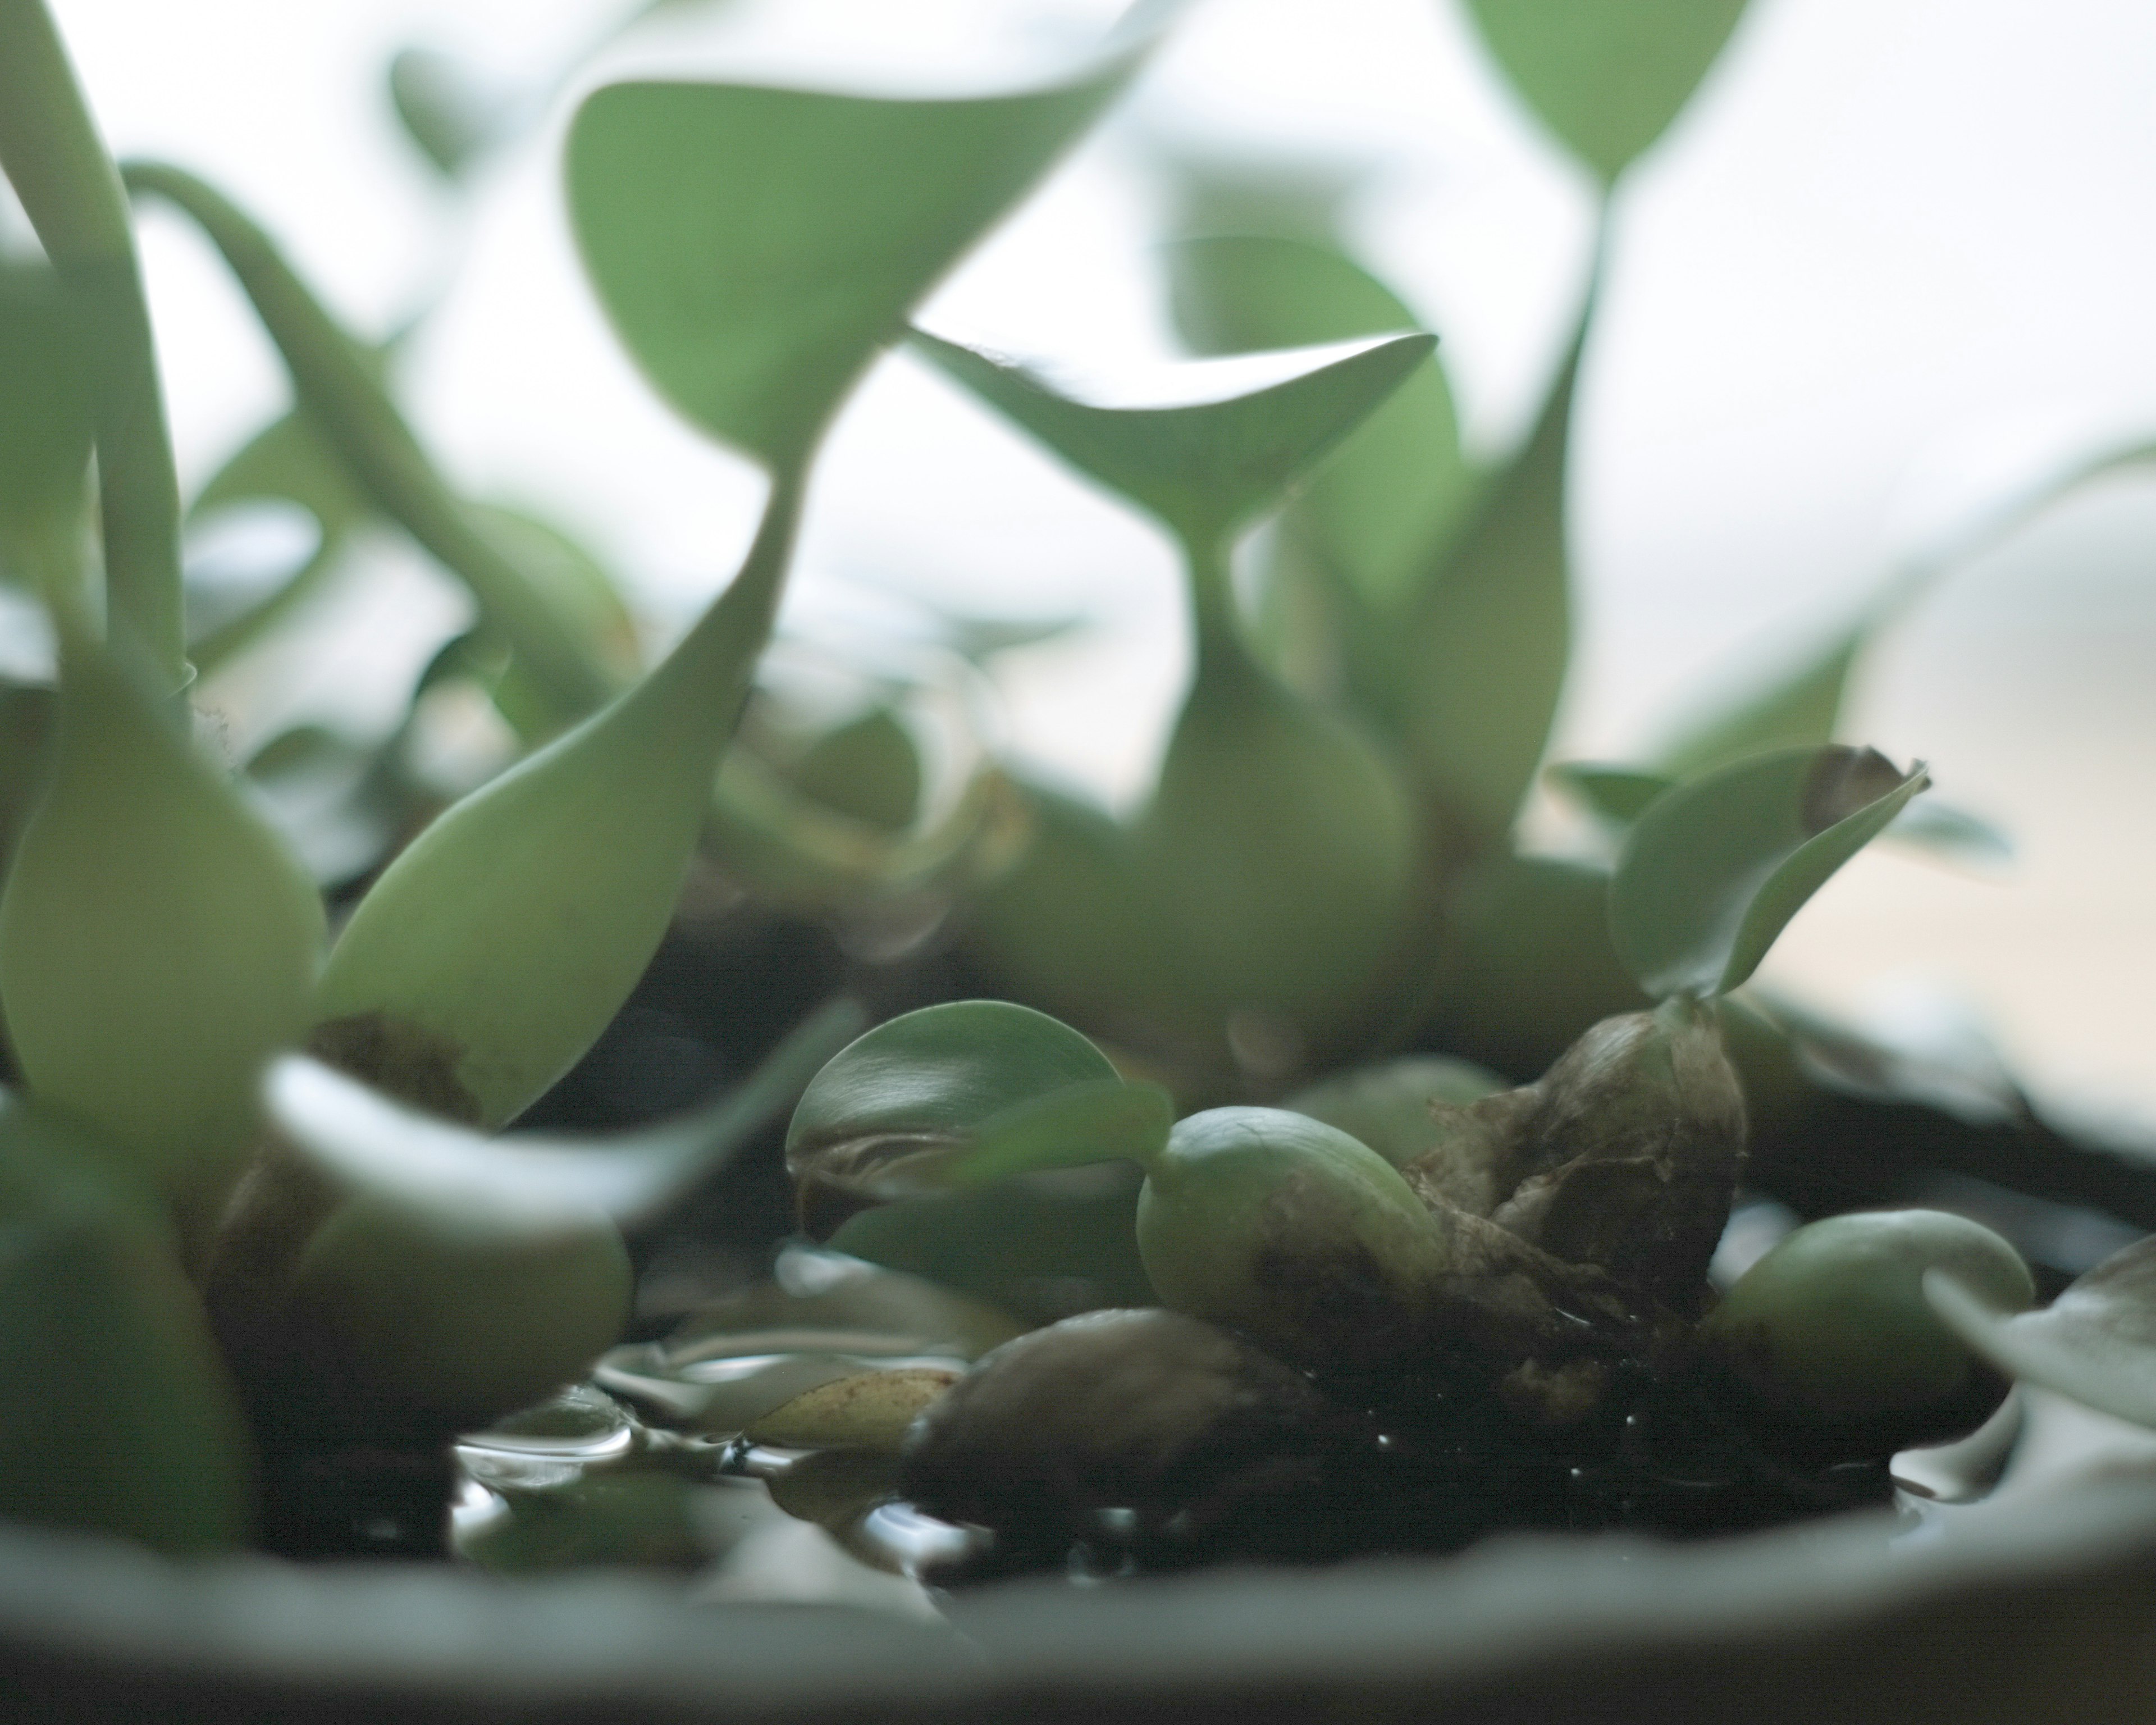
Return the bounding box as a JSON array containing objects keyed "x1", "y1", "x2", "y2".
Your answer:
[
  {"x1": 185, "y1": 407, "x2": 371, "y2": 670},
  {"x1": 705, "y1": 747, "x2": 1023, "y2": 912},
  {"x1": 124, "y1": 162, "x2": 614, "y2": 725},
  {"x1": 1462, "y1": 0, "x2": 1752, "y2": 182},
  {"x1": 829, "y1": 1166, "x2": 1156, "y2": 1326},
  {"x1": 1398, "y1": 329, "x2": 1581, "y2": 845},
  {"x1": 567, "y1": 35, "x2": 1152, "y2": 474},
  {"x1": 388, "y1": 47, "x2": 508, "y2": 180},
  {"x1": 0, "y1": 259, "x2": 95, "y2": 559},
  {"x1": 1427, "y1": 853, "x2": 1651, "y2": 1080},
  {"x1": 0, "y1": 627, "x2": 324, "y2": 1244},
  {"x1": 243, "y1": 723, "x2": 405, "y2": 890},
  {"x1": 1544, "y1": 761, "x2": 1675, "y2": 827},
  {"x1": 1886, "y1": 800, "x2": 2012, "y2": 870},
  {"x1": 1167, "y1": 235, "x2": 1473, "y2": 618},
  {"x1": 962, "y1": 782, "x2": 1167, "y2": 1036},
  {"x1": 0, "y1": 677, "x2": 54, "y2": 857},
  {"x1": 457, "y1": 1471, "x2": 714, "y2": 1573},
  {"x1": 267, "y1": 997, "x2": 864, "y2": 1225},
  {"x1": 789, "y1": 709, "x2": 922, "y2": 833},
  {"x1": 743, "y1": 1367, "x2": 958, "y2": 1452},
  {"x1": 1283, "y1": 1054, "x2": 1505, "y2": 1168},
  {"x1": 787, "y1": 1000, "x2": 1171, "y2": 1230},
  {"x1": 1926, "y1": 1235, "x2": 2156, "y2": 1430},
  {"x1": 1655, "y1": 623, "x2": 1864, "y2": 783},
  {"x1": 1610, "y1": 745, "x2": 1929, "y2": 999},
  {"x1": 465, "y1": 503, "x2": 642, "y2": 740},
  {"x1": 911, "y1": 328, "x2": 1436, "y2": 553},
  {"x1": 0, "y1": 1093, "x2": 257, "y2": 1552}
]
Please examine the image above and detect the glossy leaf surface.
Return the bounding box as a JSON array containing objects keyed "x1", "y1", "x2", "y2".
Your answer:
[
  {"x1": 1399, "y1": 331, "x2": 1581, "y2": 843},
  {"x1": 911, "y1": 327, "x2": 1436, "y2": 550},
  {"x1": 0, "y1": 1093, "x2": 256, "y2": 1552},
  {"x1": 567, "y1": 43, "x2": 1145, "y2": 473},
  {"x1": 1610, "y1": 745, "x2": 1929, "y2": 998},
  {"x1": 787, "y1": 1000, "x2": 1171, "y2": 1222},
  {"x1": 1926, "y1": 1235, "x2": 2156, "y2": 1430},
  {"x1": 1463, "y1": 0, "x2": 1752, "y2": 182},
  {"x1": 0, "y1": 629, "x2": 324, "y2": 1236},
  {"x1": 1167, "y1": 234, "x2": 1473, "y2": 618}
]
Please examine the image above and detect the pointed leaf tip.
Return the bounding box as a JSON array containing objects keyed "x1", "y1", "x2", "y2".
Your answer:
[
  {"x1": 1610, "y1": 743, "x2": 1928, "y2": 1000},
  {"x1": 911, "y1": 327, "x2": 1437, "y2": 548}
]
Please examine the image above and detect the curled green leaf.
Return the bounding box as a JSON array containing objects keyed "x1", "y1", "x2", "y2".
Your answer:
[{"x1": 1609, "y1": 744, "x2": 1930, "y2": 1000}]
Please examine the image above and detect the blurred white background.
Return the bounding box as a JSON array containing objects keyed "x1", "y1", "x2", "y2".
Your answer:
[{"x1": 37, "y1": 0, "x2": 2156, "y2": 1129}]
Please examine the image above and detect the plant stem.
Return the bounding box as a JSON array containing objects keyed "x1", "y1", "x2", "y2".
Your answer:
[
  {"x1": 1180, "y1": 530, "x2": 1249, "y2": 682},
  {"x1": 121, "y1": 161, "x2": 618, "y2": 731},
  {"x1": 0, "y1": 0, "x2": 186, "y2": 688}
]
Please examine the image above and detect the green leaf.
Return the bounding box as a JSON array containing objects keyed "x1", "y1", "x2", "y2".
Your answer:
[
  {"x1": 264, "y1": 998, "x2": 864, "y2": 1225},
  {"x1": 311, "y1": 480, "x2": 805, "y2": 1127},
  {"x1": 785, "y1": 1000, "x2": 1172, "y2": 1229},
  {"x1": 0, "y1": 259, "x2": 95, "y2": 559},
  {"x1": 566, "y1": 42, "x2": 1149, "y2": 474},
  {"x1": 1166, "y1": 235, "x2": 1474, "y2": 616},
  {"x1": 1397, "y1": 326, "x2": 1581, "y2": 845},
  {"x1": 1462, "y1": 0, "x2": 1752, "y2": 182},
  {"x1": 788, "y1": 708, "x2": 922, "y2": 833},
  {"x1": 827, "y1": 1170, "x2": 1156, "y2": 1326},
  {"x1": 0, "y1": 1092, "x2": 257, "y2": 1553},
  {"x1": 910, "y1": 327, "x2": 1437, "y2": 551},
  {"x1": 743, "y1": 1366, "x2": 960, "y2": 1452},
  {"x1": 1544, "y1": 761, "x2": 1675, "y2": 827},
  {"x1": 0, "y1": 626, "x2": 325, "y2": 1245},
  {"x1": 184, "y1": 409, "x2": 369, "y2": 673},
  {"x1": 1926, "y1": 1236, "x2": 2156, "y2": 1430},
  {"x1": 1654, "y1": 623, "x2": 1865, "y2": 783},
  {"x1": 1609, "y1": 745, "x2": 1930, "y2": 1000}
]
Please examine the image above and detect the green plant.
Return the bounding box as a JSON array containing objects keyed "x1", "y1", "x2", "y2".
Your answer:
[{"x1": 4, "y1": 0, "x2": 2156, "y2": 1588}]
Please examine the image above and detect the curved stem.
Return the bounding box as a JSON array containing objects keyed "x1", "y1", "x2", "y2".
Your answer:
[
  {"x1": 121, "y1": 161, "x2": 617, "y2": 731},
  {"x1": 0, "y1": 0, "x2": 185, "y2": 688}
]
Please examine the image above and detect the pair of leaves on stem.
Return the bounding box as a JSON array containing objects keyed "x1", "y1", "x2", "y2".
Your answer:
[{"x1": 916, "y1": 326, "x2": 1437, "y2": 1055}]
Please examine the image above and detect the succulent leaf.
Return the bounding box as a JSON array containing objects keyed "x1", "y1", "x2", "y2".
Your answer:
[{"x1": 0, "y1": 626, "x2": 323, "y2": 1243}]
